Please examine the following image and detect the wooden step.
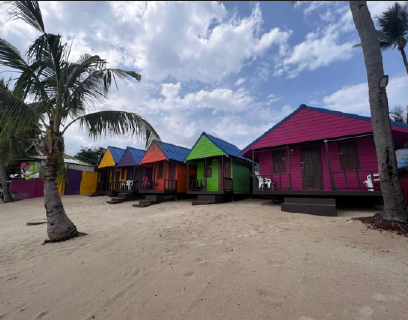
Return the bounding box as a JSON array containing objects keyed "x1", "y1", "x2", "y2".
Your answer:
[
  {"x1": 284, "y1": 197, "x2": 335, "y2": 205},
  {"x1": 281, "y1": 197, "x2": 337, "y2": 217},
  {"x1": 118, "y1": 193, "x2": 133, "y2": 200},
  {"x1": 197, "y1": 195, "x2": 224, "y2": 203},
  {"x1": 193, "y1": 195, "x2": 225, "y2": 205},
  {"x1": 133, "y1": 200, "x2": 154, "y2": 208},
  {"x1": 106, "y1": 197, "x2": 126, "y2": 204},
  {"x1": 192, "y1": 201, "x2": 211, "y2": 206}
]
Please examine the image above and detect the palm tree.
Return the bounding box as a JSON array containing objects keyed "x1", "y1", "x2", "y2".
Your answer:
[
  {"x1": 377, "y1": 3, "x2": 408, "y2": 76},
  {"x1": 0, "y1": 1, "x2": 160, "y2": 241},
  {"x1": 0, "y1": 79, "x2": 14, "y2": 203},
  {"x1": 350, "y1": 1, "x2": 407, "y2": 222},
  {"x1": 0, "y1": 78, "x2": 38, "y2": 203},
  {"x1": 390, "y1": 105, "x2": 408, "y2": 123}
]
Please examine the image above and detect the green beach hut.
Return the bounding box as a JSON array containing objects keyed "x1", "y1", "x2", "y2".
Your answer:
[{"x1": 185, "y1": 132, "x2": 252, "y2": 204}]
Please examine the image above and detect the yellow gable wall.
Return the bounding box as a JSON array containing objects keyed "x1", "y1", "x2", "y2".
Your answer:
[{"x1": 98, "y1": 148, "x2": 116, "y2": 168}]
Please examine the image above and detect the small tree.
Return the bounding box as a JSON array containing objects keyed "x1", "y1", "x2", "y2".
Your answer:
[{"x1": 75, "y1": 147, "x2": 105, "y2": 166}]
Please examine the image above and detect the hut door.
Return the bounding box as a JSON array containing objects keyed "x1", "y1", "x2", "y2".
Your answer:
[
  {"x1": 223, "y1": 158, "x2": 231, "y2": 178},
  {"x1": 300, "y1": 147, "x2": 323, "y2": 190},
  {"x1": 168, "y1": 162, "x2": 177, "y2": 180}
]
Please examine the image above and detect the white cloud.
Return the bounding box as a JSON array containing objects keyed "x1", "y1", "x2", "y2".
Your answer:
[
  {"x1": 62, "y1": 79, "x2": 295, "y2": 154},
  {"x1": 303, "y1": 1, "x2": 336, "y2": 15},
  {"x1": 323, "y1": 75, "x2": 408, "y2": 115},
  {"x1": 235, "y1": 78, "x2": 246, "y2": 86},
  {"x1": 106, "y1": 2, "x2": 292, "y2": 82},
  {"x1": 276, "y1": 24, "x2": 355, "y2": 78},
  {"x1": 266, "y1": 94, "x2": 281, "y2": 105},
  {"x1": 281, "y1": 1, "x2": 407, "y2": 79}
]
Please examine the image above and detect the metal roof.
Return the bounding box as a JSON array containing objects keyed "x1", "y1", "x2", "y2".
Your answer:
[
  {"x1": 153, "y1": 140, "x2": 191, "y2": 162},
  {"x1": 126, "y1": 147, "x2": 146, "y2": 165},
  {"x1": 108, "y1": 146, "x2": 126, "y2": 164},
  {"x1": 242, "y1": 104, "x2": 408, "y2": 154},
  {"x1": 202, "y1": 132, "x2": 251, "y2": 162}
]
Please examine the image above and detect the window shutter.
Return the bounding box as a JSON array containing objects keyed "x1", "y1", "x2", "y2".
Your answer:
[
  {"x1": 338, "y1": 141, "x2": 359, "y2": 170},
  {"x1": 272, "y1": 150, "x2": 286, "y2": 173}
]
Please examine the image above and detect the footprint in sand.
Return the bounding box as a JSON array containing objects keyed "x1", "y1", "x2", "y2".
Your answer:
[
  {"x1": 35, "y1": 311, "x2": 50, "y2": 319},
  {"x1": 131, "y1": 268, "x2": 140, "y2": 277},
  {"x1": 183, "y1": 271, "x2": 194, "y2": 277},
  {"x1": 0, "y1": 312, "x2": 9, "y2": 320},
  {"x1": 371, "y1": 293, "x2": 401, "y2": 302}
]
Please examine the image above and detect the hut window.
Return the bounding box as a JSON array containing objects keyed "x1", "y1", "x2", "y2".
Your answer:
[
  {"x1": 206, "y1": 160, "x2": 212, "y2": 178},
  {"x1": 121, "y1": 169, "x2": 125, "y2": 180},
  {"x1": 272, "y1": 150, "x2": 286, "y2": 173},
  {"x1": 158, "y1": 162, "x2": 164, "y2": 179},
  {"x1": 338, "y1": 141, "x2": 359, "y2": 170}
]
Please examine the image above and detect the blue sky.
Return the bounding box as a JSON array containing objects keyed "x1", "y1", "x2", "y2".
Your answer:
[{"x1": 1, "y1": 1, "x2": 407, "y2": 156}]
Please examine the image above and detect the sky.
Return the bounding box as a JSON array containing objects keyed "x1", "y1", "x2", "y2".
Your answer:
[{"x1": 1, "y1": 1, "x2": 407, "y2": 156}]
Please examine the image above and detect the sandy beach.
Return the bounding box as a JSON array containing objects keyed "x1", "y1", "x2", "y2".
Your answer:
[{"x1": 0, "y1": 196, "x2": 407, "y2": 320}]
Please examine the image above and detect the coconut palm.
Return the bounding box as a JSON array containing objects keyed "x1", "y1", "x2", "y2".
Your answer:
[
  {"x1": 0, "y1": 1, "x2": 159, "y2": 241},
  {"x1": 377, "y1": 3, "x2": 408, "y2": 76},
  {"x1": 0, "y1": 78, "x2": 39, "y2": 203},
  {"x1": 350, "y1": 1, "x2": 407, "y2": 222},
  {"x1": 0, "y1": 79, "x2": 14, "y2": 203},
  {"x1": 353, "y1": 3, "x2": 408, "y2": 76}
]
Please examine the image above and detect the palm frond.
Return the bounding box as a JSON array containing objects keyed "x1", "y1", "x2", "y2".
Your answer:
[
  {"x1": 62, "y1": 111, "x2": 160, "y2": 148},
  {"x1": 377, "y1": 2, "x2": 408, "y2": 51},
  {"x1": 9, "y1": 1, "x2": 45, "y2": 33},
  {"x1": 0, "y1": 38, "x2": 30, "y2": 71},
  {"x1": 0, "y1": 87, "x2": 42, "y2": 146},
  {"x1": 103, "y1": 69, "x2": 141, "y2": 92},
  {"x1": 0, "y1": 131, "x2": 31, "y2": 164},
  {"x1": 0, "y1": 38, "x2": 50, "y2": 102}
]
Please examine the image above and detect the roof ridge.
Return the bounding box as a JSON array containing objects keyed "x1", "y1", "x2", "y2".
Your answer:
[
  {"x1": 108, "y1": 145, "x2": 125, "y2": 151},
  {"x1": 152, "y1": 139, "x2": 191, "y2": 151},
  {"x1": 241, "y1": 104, "x2": 408, "y2": 154},
  {"x1": 126, "y1": 146, "x2": 146, "y2": 152},
  {"x1": 204, "y1": 132, "x2": 240, "y2": 150}
]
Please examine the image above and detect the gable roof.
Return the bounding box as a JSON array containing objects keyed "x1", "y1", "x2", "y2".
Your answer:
[
  {"x1": 153, "y1": 140, "x2": 191, "y2": 162},
  {"x1": 109, "y1": 146, "x2": 126, "y2": 164},
  {"x1": 241, "y1": 104, "x2": 408, "y2": 156},
  {"x1": 126, "y1": 147, "x2": 146, "y2": 165},
  {"x1": 193, "y1": 132, "x2": 251, "y2": 162},
  {"x1": 117, "y1": 147, "x2": 146, "y2": 167}
]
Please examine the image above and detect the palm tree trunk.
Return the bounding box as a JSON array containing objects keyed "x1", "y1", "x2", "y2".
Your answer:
[
  {"x1": 350, "y1": 1, "x2": 408, "y2": 222},
  {"x1": 44, "y1": 149, "x2": 78, "y2": 241},
  {"x1": 0, "y1": 158, "x2": 13, "y2": 202},
  {"x1": 399, "y1": 48, "x2": 408, "y2": 77}
]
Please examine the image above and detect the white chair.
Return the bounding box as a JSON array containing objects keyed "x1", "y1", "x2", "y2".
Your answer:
[
  {"x1": 255, "y1": 169, "x2": 273, "y2": 190},
  {"x1": 126, "y1": 180, "x2": 133, "y2": 190},
  {"x1": 363, "y1": 173, "x2": 380, "y2": 191}
]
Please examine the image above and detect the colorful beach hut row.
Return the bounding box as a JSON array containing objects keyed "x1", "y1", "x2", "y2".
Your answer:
[
  {"x1": 96, "y1": 104, "x2": 408, "y2": 208},
  {"x1": 96, "y1": 133, "x2": 253, "y2": 205}
]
